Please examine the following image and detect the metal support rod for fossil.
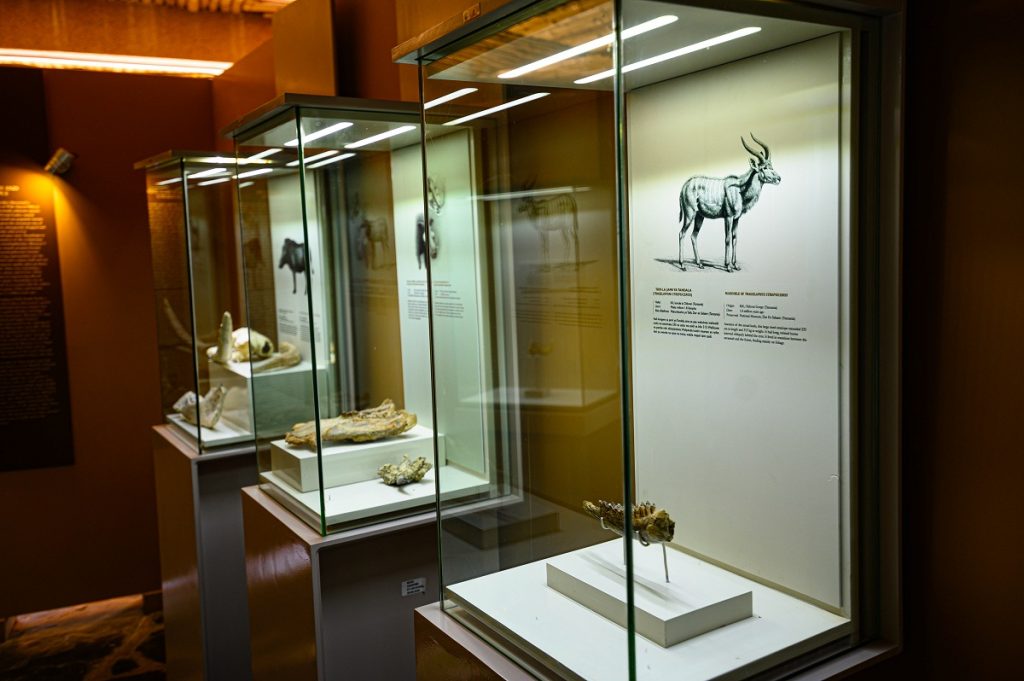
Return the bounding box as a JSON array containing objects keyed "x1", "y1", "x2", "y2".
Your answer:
[{"x1": 587, "y1": 500, "x2": 676, "y2": 584}]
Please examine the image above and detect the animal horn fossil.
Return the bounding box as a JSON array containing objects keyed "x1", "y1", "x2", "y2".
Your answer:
[
  {"x1": 741, "y1": 135, "x2": 766, "y2": 162},
  {"x1": 749, "y1": 132, "x2": 771, "y2": 160}
]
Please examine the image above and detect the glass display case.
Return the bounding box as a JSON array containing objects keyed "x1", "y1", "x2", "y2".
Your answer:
[
  {"x1": 226, "y1": 95, "x2": 493, "y2": 534},
  {"x1": 406, "y1": 0, "x2": 898, "y2": 679},
  {"x1": 138, "y1": 150, "x2": 254, "y2": 451}
]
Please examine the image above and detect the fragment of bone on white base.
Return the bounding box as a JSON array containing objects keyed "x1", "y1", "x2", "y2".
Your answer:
[
  {"x1": 251, "y1": 341, "x2": 300, "y2": 374},
  {"x1": 378, "y1": 454, "x2": 432, "y2": 486},
  {"x1": 228, "y1": 327, "x2": 275, "y2": 362},
  {"x1": 173, "y1": 385, "x2": 227, "y2": 429},
  {"x1": 206, "y1": 311, "x2": 233, "y2": 364},
  {"x1": 285, "y1": 399, "x2": 416, "y2": 448}
]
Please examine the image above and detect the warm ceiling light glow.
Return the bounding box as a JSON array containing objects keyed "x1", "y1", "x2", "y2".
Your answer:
[
  {"x1": 344, "y1": 125, "x2": 417, "y2": 149},
  {"x1": 286, "y1": 150, "x2": 339, "y2": 167},
  {"x1": 197, "y1": 177, "x2": 231, "y2": 186},
  {"x1": 444, "y1": 92, "x2": 550, "y2": 126},
  {"x1": 188, "y1": 167, "x2": 229, "y2": 179},
  {"x1": 308, "y1": 152, "x2": 355, "y2": 169},
  {"x1": 498, "y1": 15, "x2": 677, "y2": 80},
  {"x1": 0, "y1": 48, "x2": 230, "y2": 77},
  {"x1": 284, "y1": 121, "x2": 353, "y2": 147},
  {"x1": 424, "y1": 87, "x2": 478, "y2": 109},
  {"x1": 575, "y1": 27, "x2": 761, "y2": 84},
  {"x1": 235, "y1": 168, "x2": 273, "y2": 179},
  {"x1": 245, "y1": 148, "x2": 281, "y2": 162}
]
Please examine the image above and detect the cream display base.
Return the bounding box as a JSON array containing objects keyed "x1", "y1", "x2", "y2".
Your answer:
[
  {"x1": 269, "y1": 424, "x2": 441, "y2": 492},
  {"x1": 448, "y1": 539, "x2": 850, "y2": 681},
  {"x1": 166, "y1": 413, "x2": 251, "y2": 448},
  {"x1": 546, "y1": 542, "x2": 752, "y2": 647},
  {"x1": 261, "y1": 464, "x2": 490, "y2": 527}
]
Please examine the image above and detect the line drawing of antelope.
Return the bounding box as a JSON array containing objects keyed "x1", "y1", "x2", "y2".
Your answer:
[
  {"x1": 279, "y1": 238, "x2": 308, "y2": 294},
  {"x1": 518, "y1": 181, "x2": 579, "y2": 267},
  {"x1": 350, "y1": 192, "x2": 391, "y2": 270},
  {"x1": 417, "y1": 177, "x2": 445, "y2": 269},
  {"x1": 677, "y1": 134, "x2": 781, "y2": 272}
]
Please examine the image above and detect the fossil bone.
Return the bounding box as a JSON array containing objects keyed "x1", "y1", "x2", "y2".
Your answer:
[
  {"x1": 251, "y1": 341, "x2": 300, "y2": 374},
  {"x1": 582, "y1": 500, "x2": 676, "y2": 546},
  {"x1": 285, "y1": 399, "x2": 416, "y2": 448},
  {"x1": 230, "y1": 327, "x2": 274, "y2": 362},
  {"x1": 378, "y1": 454, "x2": 432, "y2": 486},
  {"x1": 173, "y1": 385, "x2": 227, "y2": 429},
  {"x1": 207, "y1": 311, "x2": 233, "y2": 364}
]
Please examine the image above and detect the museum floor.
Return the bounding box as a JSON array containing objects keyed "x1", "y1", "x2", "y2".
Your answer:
[{"x1": 0, "y1": 595, "x2": 165, "y2": 681}]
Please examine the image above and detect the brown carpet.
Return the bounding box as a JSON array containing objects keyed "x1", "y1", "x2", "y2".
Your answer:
[{"x1": 0, "y1": 595, "x2": 165, "y2": 681}]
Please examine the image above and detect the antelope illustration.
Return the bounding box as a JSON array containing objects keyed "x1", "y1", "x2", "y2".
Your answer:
[
  {"x1": 518, "y1": 180, "x2": 580, "y2": 267},
  {"x1": 350, "y1": 192, "x2": 391, "y2": 270},
  {"x1": 677, "y1": 134, "x2": 781, "y2": 272}
]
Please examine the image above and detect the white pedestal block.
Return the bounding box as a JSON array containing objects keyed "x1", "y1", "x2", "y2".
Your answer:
[
  {"x1": 269, "y1": 424, "x2": 443, "y2": 492},
  {"x1": 546, "y1": 541, "x2": 752, "y2": 647},
  {"x1": 166, "y1": 412, "x2": 251, "y2": 448}
]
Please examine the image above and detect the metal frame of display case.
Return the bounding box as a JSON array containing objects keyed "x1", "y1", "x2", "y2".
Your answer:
[
  {"x1": 395, "y1": 0, "x2": 904, "y2": 678},
  {"x1": 137, "y1": 150, "x2": 258, "y2": 681}
]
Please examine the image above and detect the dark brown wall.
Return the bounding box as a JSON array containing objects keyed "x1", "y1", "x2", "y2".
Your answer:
[
  {"x1": 0, "y1": 69, "x2": 214, "y2": 618},
  {"x1": 853, "y1": 0, "x2": 1023, "y2": 677},
  {"x1": 213, "y1": 40, "x2": 277, "y2": 151}
]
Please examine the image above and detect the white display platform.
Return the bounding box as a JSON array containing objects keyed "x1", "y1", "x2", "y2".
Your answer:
[
  {"x1": 262, "y1": 464, "x2": 490, "y2": 527},
  {"x1": 166, "y1": 413, "x2": 251, "y2": 448},
  {"x1": 546, "y1": 541, "x2": 752, "y2": 647},
  {"x1": 269, "y1": 424, "x2": 443, "y2": 492},
  {"x1": 448, "y1": 540, "x2": 850, "y2": 681}
]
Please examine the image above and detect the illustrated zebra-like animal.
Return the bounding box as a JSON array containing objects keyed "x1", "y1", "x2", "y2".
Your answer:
[
  {"x1": 279, "y1": 238, "x2": 307, "y2": 294},
  {"x1": 677, "y1": 134, "x2": 781, "y2": 272},
  {"x1": 417, "y1": 177, "x2": 445, "y2": 269},
  {"x1": 518, "y1": 187, "x2": 579, "y2": 266},
  {"x1": 349, "y1": 192, "x2": 391, "y2": 270}
]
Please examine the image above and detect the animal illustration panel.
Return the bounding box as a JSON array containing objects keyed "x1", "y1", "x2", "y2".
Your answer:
[{"x1": 676, "y1": 134, "x2": 780, "y2": 273}]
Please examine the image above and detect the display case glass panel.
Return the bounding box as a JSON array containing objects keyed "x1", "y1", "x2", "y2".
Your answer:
[
  {"x1": 228, "y1": 96, "x2": 491, "y2": 534},
  {"x1": 139, "y1": 151, "x2": 253, "y2": 452},
  {"x1": 415, "y1": 0, "x2": 887, "y2": 678}
]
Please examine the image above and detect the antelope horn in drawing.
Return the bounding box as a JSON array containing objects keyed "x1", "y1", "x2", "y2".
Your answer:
[
  {"x1": 749, "y1": 132, "x2": 771, "y2": 160},
  {"x1": 741, "y1": 135, "x2": 766, "y2": 162}
]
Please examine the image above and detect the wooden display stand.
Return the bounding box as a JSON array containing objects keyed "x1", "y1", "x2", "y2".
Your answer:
[
  {"x1": 241, "y1": 485, "x2": 438, "y2": 680},
  {"x1": 152, "y1": 425, "x2": 258, "y2": 681}
]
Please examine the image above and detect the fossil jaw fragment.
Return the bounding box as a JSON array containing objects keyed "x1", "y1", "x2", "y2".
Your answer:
[
  {"x1": 583, "y1": 500, "x2": 676, "y2": 546},
  {"x1": 285, "y1": 399, "x2": 417, "y2": 448},
  {"x1": 173, "y1": 385, "x2": 227, "y2": 429},
  {"x1": 378, "y1": 454, "x2": 432, "y2": 486},
  {"x1": 230, "y1": 327, "x2": 274, "y2": 362}
]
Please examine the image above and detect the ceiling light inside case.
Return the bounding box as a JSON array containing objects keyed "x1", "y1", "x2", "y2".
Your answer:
[
  {"x1": 287, "y1": 150, "x2": 339, "y2": 167},
  {"x1": 197, "y1": 177, "x2": 231, "y2": 186},
  {"x1": 235, "y1": 168, "x2": 274, "y2": 179},
  {"x1": 575, "y1": 26, "x2": 761, "y2": 84},
  {"x1": 444, "y1": 92, "x2": 550, "y2": 126},
  {"x1": 424, "y1": 88, "x2": 478, "y2": 109},
  {"x1": 498, "y1": 15, "x2": 677, "y2": 80},
  {"x1": 285, "y1": 121, "x2": 353, "y2": 147},
  {"x1": 188, "y1": 167, "x2": 229, "y2": 179},
  {"x1": 308, "y1": 153, "x2": 356, "y2": 169},
  {"x1": 345, "y1": 126, "x2": 417, "y2": 149}
]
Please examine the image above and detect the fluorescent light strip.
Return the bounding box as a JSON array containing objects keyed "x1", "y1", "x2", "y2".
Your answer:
[
  {"x1": 156, "y1": 177, "x2": 182, "y2": 186},
  {"x1": 478, "y1": 186, "x2": 588, "y2": 201},
  {"x1": 443, "y1": 92, "x2": 550, "y2": 126},
  {"x1": 0, "y1": 48, "x2": 229, "y2": 77},
  {"x1": 344, "y1": 125, "x2": 417, "y2": 150},
  {"x1": 575, "y1": 27, "x2": 761, "y2": 84},
  {"x1": 424, "y1": 87, "x2": 478, "y2": 109},
  {"x1": 498, "y1": 15, "x2": 677, "y2": 80},
  {"x1": 285, "y1": 121, "x2": 353, "y2": 147},
  {"x1": 308, "y1": 153, "x2": 356, "y2": 169},
  {"x1": 245, "y1": 148, "x2": 281, "y2": 162},
  {"x1": 286, "y1": 150, "x2": 339, "y2": 167},
  {"x1": 197, "y1": 177, "x2": 231, "y2": 186},
  {"x1": 188, "y1": 167, "x2": 228, "y2": 179},
  {"x1": 195, "y1": 156, "x2": 236, "y2": 164},
  {"x1": 235, "y1": 168, "x2": 273, "y2": 179}
]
